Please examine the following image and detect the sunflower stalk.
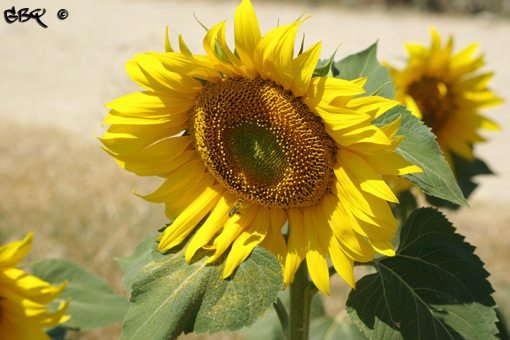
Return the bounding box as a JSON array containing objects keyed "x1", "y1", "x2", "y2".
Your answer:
[
  {"x1": 288, "y1": 261, "x2": 316, "y2": 340},
  {"x1": 273, "y1": 298, "x2": 289, "y2": 340}
]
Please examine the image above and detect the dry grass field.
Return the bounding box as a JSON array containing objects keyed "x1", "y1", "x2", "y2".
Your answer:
[{"x1": 1, "y1": 0, "x2": 509, "y2": 339}]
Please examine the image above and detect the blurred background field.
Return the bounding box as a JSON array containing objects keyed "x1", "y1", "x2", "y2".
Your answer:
[{"x1": 1, "y1": 0, "x2": 509, "y2": 339}]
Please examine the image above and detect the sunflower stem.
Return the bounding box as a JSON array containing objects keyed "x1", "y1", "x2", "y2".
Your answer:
[
  {"x1": 273, "y1": 298, "x2": 289, "y2": 340},
  {"x1": 288, "y1": 261, "x2": 315, "y2": 340}
]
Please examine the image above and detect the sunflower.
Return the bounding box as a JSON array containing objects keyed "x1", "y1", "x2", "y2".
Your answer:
[
  {"x1": 0, "y1": 233, "x2": 70, "y2": 340},
  {"x1": 100, "y1": 0, "x2": 421, "y2": 295},
  {"x1": 386, "y1": 28, "x2": 502, "y2": 169}
]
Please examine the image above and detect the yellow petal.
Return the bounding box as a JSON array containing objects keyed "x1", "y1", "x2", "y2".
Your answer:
[
  {"x1": 105, "y1": 91, "x2": 194, "y2": 118},
  {"x1": 345, "y1": 96, "x2": 399, "y2": 120},
  {"x1": 165, "y1": 26, "x2": 174, "y2": 52},
  {"x1": 290, "y1": 42, "x2": 322, "y2": 97},
  {"x1": 303, "y1": 77, "x2": 365, "y2": 108},
  {"x1": 234, "y1": 0, "x2": 261, "y2": 72},
  {"x1": 369, "y1": 239, "x2": 395, "y2": 257},
  {"x1": 164, "y1": 174, "x2": 216, "y2": 219},
  {"x1": 333, "y1": 164, "x2": 397, "y2": 227},
  {"x1": 378, "y1": 116, "x2": 402, "y2": 139},
  {"x1": 0, "y1": 232, "x2": 32, "y2": 268},
  {"x1": 5, "y1": 268, "x2": 68, "y2": 305},
  {"x1": 185, "y1": 192, "x2": 238, "y2": 263},
  {"x1": 328, "y1": 124, "x2": 391, "y2": 147},
  {"x1": 205, "y1": 204, "x2": 258, "y2": 264},
  {"x1": 338, "y1": 150, "x2": 399, "y2": 203},
  {"x1": 222, "y1": 207, "x2": 269, "y2": 278},
  {"x1": 128, "y1": 54, "x2": 202, "y2": 94},
  {"x1": 321, "y1": 194, "x2": 378, "y2": 261},
  {"x1": 137, "y1": 159, "x2": 206, "y2": 202},
  {"x1": 105, "y1": 137, "x2": 196, "y2": 177},
  {"x1": 157, "y1": 184, "x2": 224, "y2": 251},
  {"x1": 99, "y1": 122, "x2": 181, "y2": 155},
  {"x1": 315, "y1": 105, "x2": 372, "y2": 131},
  {"x1": 364, "y1": 152, "x2": 422, "y2": 176},
  {"x1": 328, "y1": 237, "x2": 355, "y2": 289},
  {"x1": 284, "y1": 209, "x2": 307, "y2": 285},
  {"x1": 259, "y1": 208, "x2": 287, "y2": 268},
  {"x1": 203, "y1": 22, "x2": 236, "y2": 77},
  {"x1": 254, "y1": 22, "x2": 302, "y2": 87},
  {"x1": 302, "y1": 207, "x2": 330, "y2": 295}
]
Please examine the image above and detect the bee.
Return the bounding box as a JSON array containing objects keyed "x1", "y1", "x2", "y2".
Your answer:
[{"x1": 229, "y1": 200, "x2": 243, "y2": 217}]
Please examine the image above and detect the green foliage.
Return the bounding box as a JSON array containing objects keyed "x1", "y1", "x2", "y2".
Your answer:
[
  {"x1": 346, "y1": 208, "x2": 498, "y2": 340},
  {"x1": 241, "y1": 289, "x2": 326, "y2": 340},
  {"x1": 46, "y1": 327, "x2": 68, "y2": 340},
  {"x1": 115, "y1": 232, "x2": 156, "y2": 293},
  {"x1": 119, "y1": 232, "x2": 283, "y2": 340},
  {"x1": 310, "y1": 313, "x2": 368, "y2": 340},
  {"x1": 426, "y1": 153, "x2": 493, "y2": 209},
  {"x1": 333, "y1": 42, "x2": 395, "y2": 99},
  {"x1": 374, "y1": 106, "x2": 468, "y2": 207},
  {"x1": 32, "y1": 259, "x2": 129, "y2": 331},
  {"x1": 314, "y1": 51, "x2": 339, "y2": 78}
]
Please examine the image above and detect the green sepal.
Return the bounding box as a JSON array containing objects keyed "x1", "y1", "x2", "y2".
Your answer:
[
  {"x1": 373, "y1": 105, "x2": 468, "y2": 207},
  {"x1": 346, "y1": 208, "x2": 498, "y2": 340},
  {"x1": 314, "y1": 49, "x2": 339, "y2": 78},
  {"x1": 32, "y1": 259, "x2": 130, "y2": 331},
  {"x1": 119, "y1": 230, "x2": 283, "y2": 340},
  {"x1": 333, "y1": 41, "x2": 395, "y2": 100}
]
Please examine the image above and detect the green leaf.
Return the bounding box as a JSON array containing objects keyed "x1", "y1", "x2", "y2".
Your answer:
[
  {"x1": 334, "y1": 42, "x2": 395, "y2": 100},
  {"x1": 32, "y1": 259, "x2": 130, "y2": 331},
  {"x1": 346, "y1": 208, "x2": 498, "y2": 340},
  {"x1": 427, "y1": 153, "x2": 493, "y2": 209},
  {"x1": 46, "y1": 327, "x2": 68, "y2": 340},
  {"x1": 120, "y1": 233, "x2": 283, "y2": 340},
  {"x1": 310, "y1": 313, "x2": 368, "y2": 340},
  {"x1": 374, "y1": 105, "x2": 468, "y2": 206},
  {"x1": 241, "y1": 289, "x2": 325, "y2": 340},
  {"x1": 115, "y1": 232, "x2": 156, "y2": 293}
]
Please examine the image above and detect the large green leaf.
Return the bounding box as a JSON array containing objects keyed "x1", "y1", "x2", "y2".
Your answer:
[
  {"x1": 241, "y1": 288, "x2": 325, "y2": 340},
  {"x1": 426, "y1": 153, "x2": 493, "y2": 209},
  {"x1": 334, "y1": 42, "x2": 395, "y2": 99},
  {"x1": 374, "y1": 105, "x2": 468, "y2": 206},
  {"x1": 310, "y1": 313, "x2": 368, "y2": 340},
  {"x1": 32, "y1": 259, "x2": 129, "y2": 331},
  {"x1": 115, "y1": 232, "x2": 156, "y2": 293},
  {"x1": 346, "y1": 208, "x2": 498, "y2": 340},
  {"x1": 120, "y1": 233, "x2": 283, "y2": 340}
]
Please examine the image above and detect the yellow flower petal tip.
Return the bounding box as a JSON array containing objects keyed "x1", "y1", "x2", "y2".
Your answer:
[
  {"x1": 101, "y1": 0, "x2": 421, "y2": 293},
  {"x1": 0, "y1": 234, "x2": 71, "y2": 338}
]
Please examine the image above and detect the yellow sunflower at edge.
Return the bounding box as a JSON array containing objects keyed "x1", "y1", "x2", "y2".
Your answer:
[
  {"x1": 0, "y1": 233, "x2": 70, "y2": 340},
  {"x1": 386, "y1": 28, "x2": 502, "y2": 170},
  {"x1": 100, "y1": 0, "x2": 422, "y2": 295}
]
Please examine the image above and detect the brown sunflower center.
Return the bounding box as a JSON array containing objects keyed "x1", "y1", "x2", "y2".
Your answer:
[
  {"x1": 190, "y1": 77, "x2": 336, "y2": 209},
  {"x1": 407, "y1": 77, "x2": 455, "y2": 134}
]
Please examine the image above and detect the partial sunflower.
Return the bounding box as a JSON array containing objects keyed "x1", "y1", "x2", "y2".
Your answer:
[
  {"x1": 386, "y1": 28, "x2": 502, "y2": 170},
  {"x1": 100, "y1": 0, "x2": 421, "y2": 295},
  {"x1": 0, "y1": 233, "x2": 70, "y2": 340}
]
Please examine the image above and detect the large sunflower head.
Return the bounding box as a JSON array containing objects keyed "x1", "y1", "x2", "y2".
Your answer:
[
  {"x1": 386, "y1": 28, "x2": 502, "y2": 166},
  {"x1": 0, "y1": 233, "x2": 70, "y2": 340},
  {"x1": 100, "y1": 0, "x2": 421, "y2": 295}
]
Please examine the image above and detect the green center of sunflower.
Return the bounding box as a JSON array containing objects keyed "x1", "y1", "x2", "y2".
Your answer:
[
  {"x1": 190, "y1": 77, "x2": 336, "y2": 209},
  {"x1": 408, "y1": 77, "x2": 455, "y2": 134}
]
